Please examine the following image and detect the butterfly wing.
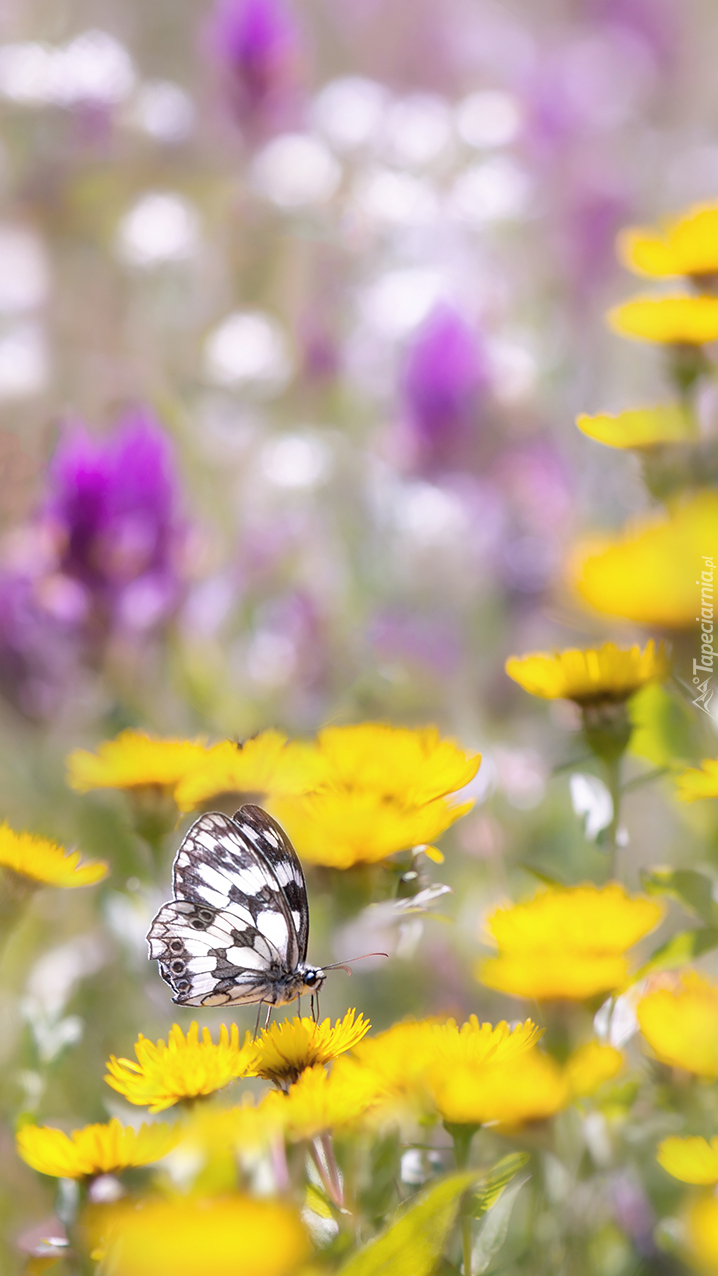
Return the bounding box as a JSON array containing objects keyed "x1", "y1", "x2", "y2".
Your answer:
[
  {"x1": 232, "y1": 804, "x2": 310, "y2": 962},
  {"x1": 147, "y1": 811, "x2": 302, "y2": 1007}
]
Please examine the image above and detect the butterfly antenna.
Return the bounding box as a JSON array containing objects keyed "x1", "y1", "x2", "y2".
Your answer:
[{"x1": 322, "y1": 952, "x2": 389, "y2": 972}]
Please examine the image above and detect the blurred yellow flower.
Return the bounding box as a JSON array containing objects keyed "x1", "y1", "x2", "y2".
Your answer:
[
  {"x1": 105, "y1": 1022, "x2": 256, "y2": 1113},
  {"x1": 306, "y1": 723, "x2": 480, "y2": 806},
  {"x1": 658, "y1": 1136, "x2": 718, "y2": 1185},
  {"x1": 505, "y1": 640, "x2": 669, "y2": 704},
  {"x1": 570, "y1": 491, "x2": 718, "y2": 628},
  {"x1": 0, "y1": 822, "x2": 107, "y2": 888},
  {"x1": 618, "y1": 202, "x2": 718, "y2": 278},
  {"x1": 607, "y1": 295, "x2": 718, "y2": 344},
  {"x1": 637, "y1": 972, "x2": 718, "y2": 1077},
  {"x1": 183, "y1": 1094, "x2": 286, "y2": 1157},
  {"x1": 95, "y1": 1194, "x2": 309, "y2": 1276},
  {"x1": 250, "y1": 1010, "x2": 371, "y2": 1086},
  {"x1": 272, "y1": 1063, "x2": 383, "y2": 1140},
  {"x1": 17, "y1": 1117, "x2": 179, "y2": 1179},
  {"x1": 174, "y1": 731, "x2": 324, "y2": 812},
  {"x1": 67, "y1": 730, "x2": 210, "y2": 794},
  {"x1": 576, "y1": 405, "x2": 696, "y2": 449},
  {"x1": 349, "y1": 1019, "x2": 439, "y2": 1104},
  {"x1": 676, "y1": 759, "x2": 718, "y2": 802},
  {"x1": 478, "y1": 884, "x2": 663, "y2": 1001},
  {"x1": 686, "y1": 1195, "x2": 718, "y2": 1273},
  {"x1": 430, "y1": 1047, "x2": 570, "y2": 1127},
  {"x1": 565, "y1": 1040, "x2": 623, "y2": 1097},
  {"x1": 270, "y1": 789, "x2": 472, "y2": 869}
]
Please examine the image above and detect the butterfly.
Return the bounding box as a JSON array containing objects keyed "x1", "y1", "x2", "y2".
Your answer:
[{"x1": 147, "y1": 805, "x2": 327, "y2": 1021}]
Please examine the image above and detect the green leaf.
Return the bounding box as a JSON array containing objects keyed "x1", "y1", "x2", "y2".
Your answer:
[
  {"x1": 640, "y1": 867, "x2": 718, "y2": 925},
  {"x1": 634, "y1": 927, "x2": 718, "y2": 979},
  {"x1": 471, "y1": 1173, "x2": 529, "y2": 1275},
  {"x1": 629, "y1": 682, "x2": 694, "y2": 768},
  {"x1": 464, "y1": 1154, "x2": 530, "y2": 1220},
  {"x1": 338, "y1": 1171, "x2": 479, "y2": 1276}
]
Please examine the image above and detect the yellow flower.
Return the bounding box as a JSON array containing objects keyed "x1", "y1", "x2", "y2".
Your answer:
[
  {"x1": 348, "y1": 1019, "x2": 439, "y2": 1105},
  {"x1": 637, "y1": 972, "x2": 718, "y2": 1077},
  {"x1": 182, "y1": 1095, "x2": 286, "y2": 1158},
  {"x1": 174, "y1": 731, "x2": 324, "y2": 813},
  {"x1": 67, "y1": 730, "x2": 211, "y2": 794},
  {"x1": 570, "y1": 491, "x2": 718, "y2": 628},
  {"x1": 250, "y1": 1010, "x2": 371, "y2": 1086},
  {"x1": 269, "y1": 789, "x2": 472, "y2": 869},
  {"x1": 16, "y1": 1118, "x2": 180, "y2": 1179},
  {"x1": 565, "y1": 1041, "x2": 623, "y2": 1097},
  {"x1": 306, "y1": 724, "x2": 480, "y2": 806},
  {"x1": 658, "y1": 1137, "x2": 718, "y2": 1185},
  {"x1": 430, "y1": 1047, "x2": 570, "y2": 1128},
  {"x1": 505, "y1": 640, "x2": 669, "y2": 704},
  {"x1": 478, "y1": 884, "x2": 663, "y2": 1001},
  {"x1": 94, "y1": 1194, "x2": 309, "y2": 1276},
  {"x1": 686, "y1": 1195, "x2": 718, "y2": 1273},
  {"x1": 270, "y1": 1063, "x2": 383, "y2": 1140},
  {"x1": 607, "y1": 295, "x2": 718, "y2": 345},
  {"x1": 105, "y1": 1022, "x2": 256, "y2": 1113},
  {"x1": 576, "y1": 404, "x2": 696, "y2": 449},
  {"x1": 676, "y1": 759, "x2": 718, "y2": 803},
  {"x1": 618, "y1": 203, "x2": 718, "y2": 278},
  {"x1": 0, "y1": 822, "x2": 107, "y2": 888}
]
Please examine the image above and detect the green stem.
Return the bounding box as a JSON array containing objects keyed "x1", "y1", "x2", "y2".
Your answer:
[
  {"x1": 447, "y1": 1124, "x2": 478, "y2": 1276},
  {"x1": 604, "y1": 755, "x2": 623, "y2": 880}
]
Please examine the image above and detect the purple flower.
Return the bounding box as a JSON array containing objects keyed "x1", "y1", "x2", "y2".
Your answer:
[
  {"x1": 400, "y1": 306, "x2": 488, "y2": 470},
  {"x1": 0, "y1": 572, "x2": 83, "y2": 719},
  {"x1": 43, "y1": 408, "x2": 184, "y2": 633},
  {"x1": 206, "y1": 0, "x2": 304, "y2": 132}
]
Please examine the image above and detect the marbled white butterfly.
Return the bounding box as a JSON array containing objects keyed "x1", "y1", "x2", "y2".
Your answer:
[{"x1": 147, "y1": 805, "x2": 327, "y2": 1019}]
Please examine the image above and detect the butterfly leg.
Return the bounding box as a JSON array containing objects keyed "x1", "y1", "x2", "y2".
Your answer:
[
  {"x1": 297, "y1": 995, "x2": 302, "y2": 1020},
  {"x1": 253, "y1": 1002, "x2": 264, "y2": 1041},
  {"x1": 264, "y1": 1004, "x2": 273, "y2": 1030}
]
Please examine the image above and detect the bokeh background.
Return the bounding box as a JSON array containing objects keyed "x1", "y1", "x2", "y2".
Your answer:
[{"x1": 1, "y1": 0, "x2": 718, "y2": 1269}]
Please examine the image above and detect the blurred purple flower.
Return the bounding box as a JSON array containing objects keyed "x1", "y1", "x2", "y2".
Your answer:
[
  {"x1": 401, "y1": 306, "x2": 488, "y2": 470},
  {"x1": 43, "y1": 409, "x2": 184, "y2": 633},
  {"x1": 206, "y1": 0, "x2": 304, "y2": 133},
  {"x1": 0, "y1": 409, "x2": 186, "y2": 718}
]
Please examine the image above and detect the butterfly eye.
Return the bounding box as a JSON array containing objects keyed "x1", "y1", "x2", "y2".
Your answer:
[
  {"x1": 170, "y1": 960, "x2": 186, "y2": 974},
  {"x1": 169, "y1": 939, "x2": 184, "y2": 954},
  {"x1": 304, "y1": 970, "x2": 317, "y2": 986}
]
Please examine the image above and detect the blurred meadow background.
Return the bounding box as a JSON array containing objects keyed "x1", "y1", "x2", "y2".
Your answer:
[{"x1": 4, "y1": 0, "x2": 718, "y2": 1273}]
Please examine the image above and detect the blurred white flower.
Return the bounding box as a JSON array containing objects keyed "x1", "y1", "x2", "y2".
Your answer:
[
  {"x1": 0, "y1": 43, "x2": 55, "y2": 104},
  {"x1": 251, "y1": 134, "x2": 341, "y2": 209},
  {"x1": 383, "y1": 93, "x2": 454, "y2": 168},
  {"x1": 570, "y1": 772, "x2": 613, "y2": 841},
  {"x1": 394, "y1": 481, "x2": 467, "y2": 545},
  {"x1": 203, "y1": 310, "x2": 293, "y2": 393},
  {"x1": 128, "y1": 80, "x2": 195, "y2": 142},
  {"x1": 116, "y1": 192, "x2": 200, "y2": 267},
  {"x1": 487, "y1": 338, "x2": 537, "y2": 404},
  {"x1": 0, "y1": 31, "x2": 135, "y2": 107},
  {"x1": 351, "y1": 168, "x2": 438, "y2": 228},
  {"x1": 360, "y1": 268, "x2": 445, "y2": 338},
  {"x1": 0, "y1": 227, "x2": 49, "y2": 311},
  {"x1": 259, "y1": 433, "x2": 332, "y2": 489},
  {"x1": 311, "y1": 76, "x2": 389, "y2": 152},
  {"x1": 449, "y1": 157, "x2": 530, "y2": 224},
  {"x1": 0, "y1": 322, "x2": 48, "y2": 398},
  {"x1": 455, "y1": 90, "x2": 522, "y2": 149}
]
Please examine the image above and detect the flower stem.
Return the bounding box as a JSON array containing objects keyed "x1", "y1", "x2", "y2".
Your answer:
[
  {"x1": 448, "y1": 1124, "x2": 477, "y2": 1276},
  {"x1": 604, "y1": 755, "x2": 623, "y2": 878},
  {"x1": 309, "y1": 1136, "x2": 344, "y2": 1208}
]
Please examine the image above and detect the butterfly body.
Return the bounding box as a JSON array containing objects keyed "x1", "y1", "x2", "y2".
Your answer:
[{"x1": 147, "y1": 805, "x2": 325, "y2": 1009}]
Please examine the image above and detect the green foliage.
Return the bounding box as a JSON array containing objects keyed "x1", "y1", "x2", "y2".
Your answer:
[
  {"x1": 641, "y1": 866, "x2": 718, "y2": 925},
  {"x1": 463, "y1": 1154, "x2": 531, "y2": 1220},
  {"x1": 629, "y1": 683, "x2": 695, "y2": 768},
  {"x1": 337, "y1": 1172, "x2": 480, "y2": 1276},
  {"x1": 635, "y1": 926, "x2": 718, "y2": 978}
]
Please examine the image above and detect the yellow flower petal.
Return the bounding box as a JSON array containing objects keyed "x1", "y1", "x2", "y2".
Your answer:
[
  {"x1": 565, "y1": 1041, "x2": 623, "y2": 1097},
  {"x1": 269, "y1": 789, "x2": 473, "y2": 869},
  {"x1": 676, "y1": 759, "x2": 718, "y2": 802},
  {"x1": 576, "y1": 405, "x2": 696, "y2": 449},
  {"x1": 17, "y1": 1118, "x2": 180, "y2": 1179},
  {"x1": 608, "y1": 295, "x2": 718, "y2": 344},
  {"x1": 686, "y1": 1195, "x2": 718, "y2": 1272},
  {"x1": 174, "y1": 732, "x2": 324, "y2": 812},
  {"x1": 429, "y1": 1048, "x2": 570, "y2": 1127},
  {"x1": 309, "y1": 723, "x2": 480, "y2": 806},
  {"x1": 658, "y1": 1136, "x2": 718, "y2": 1185},
  {"x1": 105, "y1": 1022, "x2": 256, "y2": 1113},
  {"x1": 618, "y1": 203, "x2": 718, "y2": 278},
  {"x1": 637, "y1": 972, "x2": 718, "y2": 1077},
  {"x1": 270, "y1": 1063, "x2": 383, "y2": 1140},
  {"x1": 478, "y1": 884, "x2": 663, "y2": 1001},
  {"x1": 0, "y1": 822, "x2": 107, "y2": 888},
  {"x1": 505, "y1": 640, "x2": 669, "y2": 704},
  {"x1": 570, "y1": 490, "x2": 718, "y2": 628},
  {"x1": 67, "y1": 731, "x2": 211, "y2": 794},
  {"x1": 250, "y1": 1010, "x2": 371, "y2": 1086},
  {"x1": 94, "y1": 1195, "x2": 309, "y2": 1276}
]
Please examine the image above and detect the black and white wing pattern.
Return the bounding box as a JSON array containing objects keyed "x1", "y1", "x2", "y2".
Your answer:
[{"x1": 147, "y1": 806, "x2": 310, "y2": 1008}]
